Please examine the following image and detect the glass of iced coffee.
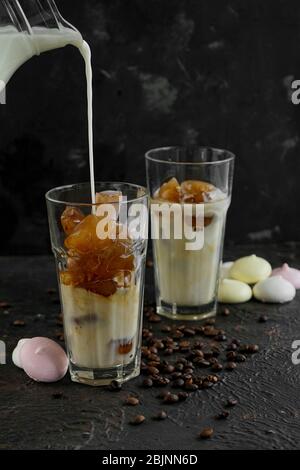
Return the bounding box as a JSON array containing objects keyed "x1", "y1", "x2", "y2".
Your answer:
[
  {"x1": 146, "y1": 147, "x2": 234, "y2": 321},
  {"x1": 46, "y1": 182, "x2": 148, "y2": 386}
]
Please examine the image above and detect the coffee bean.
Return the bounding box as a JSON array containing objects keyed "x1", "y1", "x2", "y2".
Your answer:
[
  {"x1": 232, "y1": 338, "x2": 241, "y2": 346},
  {"x1": 154, "y1": 341, "x2": 165, "y2": 350},
  {"x1": 148, "y1": 366, "x2": 160, "y2": 376},
  {"x1": 173, "y1": 330, "x2": 184, "y2": 339},
  {"x1": 109, "y1": 380, "x2": 122, "y2": 391},
  {"x1": 185, "y1": 383, "x2": 198, "y2": 391},
  {"x1": 215, "y1": 334, "x2": 227, "y2": 342},
  {"x1": 205, "y1": 318, "x2": 216, "y2": 325},
  {"x1": 222, "y1": 307, "x2": 230, "y2": 316},
  {"x1": 142, "y1": 378, "x2": 153, "y2": 388},
  {"x1": 236, "y1": 354, "x2": 246, "y2": 363},
  {"x1": 183, "y1": 328, "x2": 196, "y2": 337},
  {"x1": 153, "y1": 410, "x2": 168, "y2": 421},
  {"x1": 194, "y1": 327, "x2": 204, "y2": 335},
  {"x1": 157, "y1": 390, "x2": 170, "y2": 399},
  {"x1": 153, "y1": 376, "x2": 170, "y2": 387},
  {"x1": 203, "y1": 350, "x2": 214, "y2": 359},
  {"x1": 226, "y1": 351, "x2": 237, "y2": 360},
  {"x1": 258, "y1": 315, "x2": 268, "y2": 323},
  {"x1": 199, "y1": 427, "x2": 214, "y2": 439},
  {"x1": 179, "y1": 340, "x2": 190, "y2": 351},
  {"x1": 125, "y1": 396, "x2": 139, "y2": 406},
  {"x1": 215, "y1": 411, "x2": 229, "y2": 420},
  {"x1": 172, "y1": 378, "x2": 185, "y2": 388},
  {"x1": 193, "y1": 349, "x2": 204, "y2": 358},
  {"x1": 227, "y1": 343, "x2": 238, "y2": 351},
  {"x1": 226, "y1": 362, "x2": 237, "y2": 371},
  {"x1": 201, "y1": 380, "x2": 213, "y2": 389},
  {"x1": 13, "y1": 320, "x2": 26, "y2": 327},
  {"x1": 177, "y1": 325, "x2": 187, "y2": 331},
  {"x1": 164, "y1": 364, "x2": 175, "y2": 374},
  {"x1": 142, "y1": 329, "x2": 153, "y2": 339},
  {"x1": 0, "y1": 302, "x2": 10, "y2": 309},
  {"x1": 226, "y1": 398, "x2": 238, "y2": 407},
  {"x1": 163, "y1": 393, "x2": 179, "y2": 404},
  {"x1": 203, "y1": 326, "x2": 219, "y2": 337},
  {"x1": 178, "y1": 391, "x2": 189, "y2": 401},
  {"x1": 149, "y1": 346, "x2": 158, "y2": 354},
  {"x1": 149, "y1": 314, "x2": 162, "y2": 323},
  {"x1": 184, "y1": 368, "x2": 194, "y2": 375},
  {"x1": 161, "y1": 325, "x2": 171, "y2": 333},
  {"x1": 206, "y1": 375, "x2": 219, "y2": 384},
  {"x1": 195, "y1": 359, "x2": 211, "y2": 368},
  {"x1": 164, "y1": 348, "x2": 174, "y2": 356},
  {"x1": 130, "y1": 415, "x2": 145, "y2": 425},
  {"x1": 211, "y1": 363, "x2": 223, "y2": 371},
  {"x1": 171, "y1": 371, "x2": 183, "y2": 379},
  {"x1": 175, "y1": 363, "x2": 184, "y2": 371},
  {"x1": 239, "y1": 344, "x2": 259, "y2": 354}
]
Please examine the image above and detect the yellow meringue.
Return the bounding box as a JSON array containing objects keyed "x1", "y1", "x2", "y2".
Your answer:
[{"x1": 229, "y1": 255, "x2": 272, "y2": 284}]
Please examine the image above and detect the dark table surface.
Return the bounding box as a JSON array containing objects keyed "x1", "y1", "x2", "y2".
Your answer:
[{"x1": 1, "y1": 243, "x2": 300, "y2": 450}]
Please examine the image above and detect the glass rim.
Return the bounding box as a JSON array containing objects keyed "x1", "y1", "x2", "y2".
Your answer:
[
  {"x1": 145, "y1": 146, "x2": 235, "y2": 166},
  {"x1": 45, "y1": 181, "x2": 149, "y2": 206}
]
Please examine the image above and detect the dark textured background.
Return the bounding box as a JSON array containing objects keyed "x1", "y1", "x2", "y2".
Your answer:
[{"x1": 1, "y1": 0, "x2": 300, "y2": 254}]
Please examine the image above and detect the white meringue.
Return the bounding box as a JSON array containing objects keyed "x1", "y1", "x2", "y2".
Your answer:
[
  {"x1": 218, "y1": 279, "x2": 252, "y2": 304},
  {"x1": 12, "y1": 339, "x2": 31, "y2": 368},
  {"x1": 230, "y1": 255, "x2": 272, "y2": 284},
  {"x1": 253, "y1": 275, "x2": 296, "y2": 303}
]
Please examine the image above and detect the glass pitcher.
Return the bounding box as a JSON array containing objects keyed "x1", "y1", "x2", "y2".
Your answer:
[{"x1": 0, "y1": 0, "x2": 82, "y2": 87}]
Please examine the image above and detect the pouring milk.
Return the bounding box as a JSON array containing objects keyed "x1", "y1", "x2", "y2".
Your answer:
[{"x1": 0, "y1": 24, "x2": 95, "y2": 203}]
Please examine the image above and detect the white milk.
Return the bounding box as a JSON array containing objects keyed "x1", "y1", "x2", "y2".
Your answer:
[{"x1": 0, "y1": 25, "x2": 96, "y2": 204}]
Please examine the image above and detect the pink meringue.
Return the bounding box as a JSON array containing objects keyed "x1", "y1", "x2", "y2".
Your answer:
[
  {"x1": 13, "y1": 337, "x2": 68, "y2": 382},
  {"x1": 271, "y1": 263, "x2": 300, "y2": 289}
]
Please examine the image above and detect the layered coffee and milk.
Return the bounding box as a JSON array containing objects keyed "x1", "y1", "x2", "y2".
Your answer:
[
  {"x1": 59, "y1": 194, "x2": 142, "y2": 370},
  {"x1": 152, "y1": 178, "x2": 230, "y2": 312}
]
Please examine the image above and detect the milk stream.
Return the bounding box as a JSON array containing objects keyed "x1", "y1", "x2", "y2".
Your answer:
[{"x1": 0, "y1": 26, "x2": 96, "y2": 204}]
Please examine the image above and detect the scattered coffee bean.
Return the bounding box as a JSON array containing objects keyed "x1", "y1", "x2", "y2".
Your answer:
[
  {"x1": 195, "y1": 359, "x2": 211, "y2": 368},
  {"x1": 215, "y1": 411, "x2": 229, "y2": 420},
  {"x1": 161, "y1": 325, "x2": 171, "y2": 333},
  {"x1": 148, "y1": 366, "x2": 160, "y2": 376},
  {"x1": 184, "y1": 368, "x2": 194, "y2": 375},
  {"x1": 239, "y1": 344, "x2": 259, "y2": 354},
  {"x1": 206, "y1": 375, "x2": 219, "y2": 384},
  {"x1": 179, "y1": 340, "x2": 190, "y2": 351},
  {"x1": 175, "y1": 363, "x2": 184, "y2": 371},
  {"x1": 205, "y1": 318, "x2": 216, "y2": 325},
  {"x1": 153, "y1": 376, "x2": 170, "y2": 387},
  {"x1": 227, "y1": 343, "x2": 238, "y2": 351},
  {"x1": 130, "y1": 415, "x2": 145, "y2": 425},
  {"x1": 222, "y1": 307, "x2": 230, "y2": 316},
  {"x1": 148, "y1": 314, "x2": 161, "y2": 323},
  {"x1": 185, "y1": 383, "x2": 198, "y2": 391},
  {"x1": 226, "y1": 398, "x2": 238, "y2": 407},
  {"x1": 226, "y1": 362, "x2": 237, "y2": 371},
  {"x1": 163, "y1": 393, "x2": 179, "y2": 404},
  {"x1": 211, "y1": 363, "x2": 223, "y2": 371},
  {"x1": 172, "y1": 378, "x2": 185, "y2": 388},
  {"x1": 183, "y1": 328, "x2": 196, "y2": 337},
  {"x1": 215, "y1": 334, "x2": 227, "y2": 342},
  {"x1": 178, "y1": 391, "x2": 189, "y2": 401},
  {"x1": 199, "y1": 427, "x2": 214, "y2": 439},
  {"x1": 258, "y1": 315, "x2": 268, "y2": 323},
  {"x1": 171, "y1": 371, "x2": 183, "y2": 379},
  {"x1": 142, "y1": 378, "x2": 153, "y2": 388},
  {"x1": 164, "y1": 348, "x2": 174, "y2": 356},
  {"x1": 153, "y1": 410, "x2": 168, "y2": 421},
  {"x1": 203, "y1": 326, "x2": 219, "y2": 337},
  {"x1": 158, "y1": 390, "x2": 170, "y2": 399},
  {"x1": 0, "y1": 302, "x2": 10, "y2": 309},
  {"x1": 13, "y1": 320, "x2": 26, "y2": 327},
  {"x1": 109, "y1": 380, "x2": 122, "y2": 391},
  {"x1": 173, "y1": 330, "x2": 184, "y2": 339},
  {"x1": 226, "y1": 351, "x2": 237, "y2": 360},
  {"x1": 125, "y1": 396, "x2": 139, "y2": 406},
  {"x1": 164, "y1": 364, "x2": 175, "y2": 374},
  {"x1": 236, "y1": 354, "x2": 246, "y2": 363}
]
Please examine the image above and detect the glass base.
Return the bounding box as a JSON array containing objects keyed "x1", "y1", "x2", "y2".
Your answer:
[
  {"x1": 69, "y1": 358, "x2": 141, "y2": 386},
  {"x1": 157, "y1": 299, "x2": 217, "y2": 321}
]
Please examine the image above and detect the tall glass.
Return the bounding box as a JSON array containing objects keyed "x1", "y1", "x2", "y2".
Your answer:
[
  {"x1": 46, "y1": 182, "x2": 148, "y2": 386},
  {"x1": 146, "y1": 147, "x2": 235, "y2": 321}
]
